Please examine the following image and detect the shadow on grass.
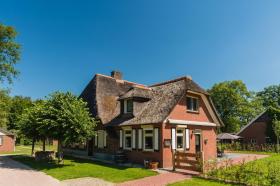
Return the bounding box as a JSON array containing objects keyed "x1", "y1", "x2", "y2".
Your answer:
[{"x1": 11, "y1": 154, "x2": 131, "y2": 171}]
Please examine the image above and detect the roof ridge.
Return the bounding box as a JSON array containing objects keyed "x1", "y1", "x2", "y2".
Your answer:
[
  {"x1": 95, "y1": 73, "x2": 148, "y2": 88},
  {"x1": 149, "y1": 76, "x2": 192, "y2": 87}
]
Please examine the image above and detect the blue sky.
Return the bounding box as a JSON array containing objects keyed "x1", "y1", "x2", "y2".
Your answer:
[{"x1": 1, "y1": 0, "x2": 280, "y2": 99}]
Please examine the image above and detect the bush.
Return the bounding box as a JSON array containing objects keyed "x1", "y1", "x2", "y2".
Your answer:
[
  {"x1": 35, "y1": 151, "x2": 55, "y2": 162},
  {"x1": 204, "y1": 155, "x2": 280, "y2": 186}
]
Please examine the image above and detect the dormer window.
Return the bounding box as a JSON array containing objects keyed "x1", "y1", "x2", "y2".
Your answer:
[
  {"x1": 186, "y1": 96, "x2": 199, "y2": 112},
  {"x1": 124, "y1": 99, "x2": 133, "y2": 114}
]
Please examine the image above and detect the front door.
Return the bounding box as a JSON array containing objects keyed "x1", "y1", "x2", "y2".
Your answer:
[{"x1": 195, "y1": 134, "x2": 201, "y2": 153}]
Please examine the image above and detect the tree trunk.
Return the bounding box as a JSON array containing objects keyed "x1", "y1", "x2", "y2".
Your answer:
[
  {"x1": 57, "y1": 140, "x2": 64, "y2": 163},
  {"x1": 31, "y1": 138, "x2": 35, "y2": 156},
  {"x1": 42, "y1": 138, "x2": 46, "y2": 152}
]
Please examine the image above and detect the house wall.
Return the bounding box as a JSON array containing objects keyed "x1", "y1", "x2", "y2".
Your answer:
[
  {"x1": 239, "y1": 121, "x2": 267, "y2": 145},
  {"x1": 168, "y1": 93, "x2": 214, "y2": 123},
  {"x1": 91, "y1": 93, "x2": 218, "y2": 168},
  {"x1": 161, "y1": 123, "x2": 217, "y2": 168},
  {"x1": 0, "y1": 135, "x2": 15, "y2": 153}
]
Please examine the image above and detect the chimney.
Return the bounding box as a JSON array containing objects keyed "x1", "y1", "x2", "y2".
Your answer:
[{"x1": 111, "y1": 71, "x2": 123, "y2": 80}]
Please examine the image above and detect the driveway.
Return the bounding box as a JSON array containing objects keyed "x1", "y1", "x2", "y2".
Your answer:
[{"x1": 0, "y1": 156, "x2": 62, "y2": 186}]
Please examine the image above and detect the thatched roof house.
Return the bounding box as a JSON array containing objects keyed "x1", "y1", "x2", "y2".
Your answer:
[{"x1": 78, "y1": 71, "x2": 223, "y2": 170}]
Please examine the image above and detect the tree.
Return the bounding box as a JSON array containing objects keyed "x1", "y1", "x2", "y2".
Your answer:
[
  {"x1": 8, "y1": 96, "x2": 33, "y2": 132},
  {"x1": 18, "y1": 101, "x2": 46, "y2": 155},
  {"x1": 0, "y1": 24, "x2": 20, "y2": 83},
  {"x1": 43, "y1": 92, "x2": 96, "y2": 162},
  {"x1": 272, "y1": 114, "x2": 280, "y2": 153},
  {"x1": 257, "y1": 85, "x2": 280, "y2": 109},
  {"x1": 0, "y1": 89, "x2": 11, "y2": 128},
  {"x1": 209, "y1": 80, "x2": 264, "y2": 133}
]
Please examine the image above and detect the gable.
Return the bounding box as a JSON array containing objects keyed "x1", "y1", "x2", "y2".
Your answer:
[{"x1": 168, "y1": 92, "x2": 214, "y2": 123}]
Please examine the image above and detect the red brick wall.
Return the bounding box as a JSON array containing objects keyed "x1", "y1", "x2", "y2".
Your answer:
[
  {"x1": 239, "y1": 122, "x2": 267, "y2": 145},
  {"x1": 161, "y1": 123, "x2": 217, "y2": 168},
  {"x1": 0, "y1": 135, "x2": 15, "y2": 153},
  {"x1": 92, "y1": 93, "x2": 217, "y2": 168},
  {"x1": 168, "y1": 93, "x2": 213, "y2": 123}
]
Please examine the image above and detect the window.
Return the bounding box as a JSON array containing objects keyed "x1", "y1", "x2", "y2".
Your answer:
[
  {"x1": 250, "y1": 138, "x2": 257, "y2": 144},
  {"x1": 97, "y1": 130, "x2": 107, "y2": 148},
  {"x1": 124, "y1": 99, "x2": 133, "y2": 113},
  {"x1": 187, "y1": 96, "x2": 199, "y2": 112},
  {"x1": 0, "y1": 136, "x2": 2, "y2": 146},
  {"x1": 144, "y1": 129, "x2": 153, "y2": 151},
  {"x1": 176, "y1": 129, "x2": 184, "y2": 149},
  {"x1": 124, "y1": 130, "x2": 132, "y2": 149}
]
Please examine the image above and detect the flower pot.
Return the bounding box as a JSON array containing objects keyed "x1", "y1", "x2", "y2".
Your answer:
[{"x1": 149, "y1": 162, "x2": 159, "y2": 169}]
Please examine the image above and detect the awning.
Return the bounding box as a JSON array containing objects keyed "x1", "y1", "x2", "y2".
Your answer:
[{"x1": 217, "y1": 133, "x2": 242, "y2": 140}]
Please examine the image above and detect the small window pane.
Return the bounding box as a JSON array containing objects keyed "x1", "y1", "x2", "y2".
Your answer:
[
  {"x1": 193, "y1": 98, "x2": 198, "y2": 111},
  {"x1": 145, "y1": 136, "x2": 153, "y2": 149},
  {"x1": 177, "y1": 129, "x2": 183, "y2": 134},
  {"x1": 125, "y1": 136, "x2": 132, "y2": 148},
  {"x1": 125, "y1": 130, "x2": 131, "y2": 135},
  {"x1": 145, "y1": 130, "x2": 153, "y2": 134},
  {"x1": 177, "y1": 136, "x2": 183, "y2": 149},
  {"x1": 126, "y1": 100, "x2": 133, "y2": 113},
  {"x1": 187, "y1": 97, "x2": 192, "y2": 110}
]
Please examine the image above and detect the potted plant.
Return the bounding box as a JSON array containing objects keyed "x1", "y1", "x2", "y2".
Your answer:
[{"x1": 149, "y1": 161, "x2": 159, "y2": 169}]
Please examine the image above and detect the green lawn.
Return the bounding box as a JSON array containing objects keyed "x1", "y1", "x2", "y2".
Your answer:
[
  {"x1": 0, "y1": 145, "x2": 56, "y2": 155},
  {"x1": 12, "y1": 155, "x2": 157, "y2": 183},
  {"x1": 169, "y1": 177, "x2": 237, "y2": 186}
]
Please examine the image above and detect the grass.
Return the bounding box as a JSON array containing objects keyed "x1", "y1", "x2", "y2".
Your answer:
[
  {"x1": 169, "y1": 177, "x2": 237, "y2": 186},
  {"x1": 11, "y1": 155, "x2": 157, "y2": 183},
  {"x1": 0, "y1": 144, "x2": 56, "y2": 155}
]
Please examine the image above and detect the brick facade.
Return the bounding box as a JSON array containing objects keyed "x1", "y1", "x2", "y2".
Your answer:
[
  {"x1": 92, "y1": 93, "x2": 218, "y2": 168},
  {"x1": 238, "y1": 111, "x2": 270, "y2": 145},
  {"x1": 0, "y1": 135, "x2": 15, "y2": 153}
]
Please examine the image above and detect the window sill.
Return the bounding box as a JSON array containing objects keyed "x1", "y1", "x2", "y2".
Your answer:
[
  {"x1": 187, "y1": 110, "x2": 199, "y2": 114},
  {"x1": 143, "y1": 149, "x2": 154, "y2": 152}
]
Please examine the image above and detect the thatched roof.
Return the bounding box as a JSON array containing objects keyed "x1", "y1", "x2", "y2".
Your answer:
[
  {"x1": 80, "y1": 73, "x2": 221, "y2": 127},
  {"x1": 0, "y1": 128, "x2": 14, "y2": 136}
]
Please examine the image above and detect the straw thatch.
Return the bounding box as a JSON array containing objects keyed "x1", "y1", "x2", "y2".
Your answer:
[{"x1": 80, "y1": 73, "x2": 222, "y2": 127}]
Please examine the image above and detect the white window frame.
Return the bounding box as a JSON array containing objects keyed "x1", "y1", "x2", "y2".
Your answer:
[
  {"x1": 97, "y1": 130, "x2": 106, "y2": 149},
  {"x1": 185, "y1": 128, "x2": 190, "y2": 150},
  {"x1": 143, "y1": 128, "x2": 154, "y2": 151},
  {"x1": 154, "y1": 128, "x2": 159, "y2": 151},
  {"x1": 124, "y1": 129, "x2": 132, "y2": 150},
  {"x1": 186, "y1": 96, "x2": 199, "y2": 112},
  {"x1": 138, "y1": 129, "x2": 142, "y2": 150},
  {"x1": 119, "y1": 130, "x2": 123, "y2": 148},
  {"x1": 132, "y1": 129, "x2": 136, "y2": 149},
  {"x1": 0, "y1": 136, "x2": 3, "y2": 146},
  {"x1": 176, "y1": 128, "x2": 184, "y2": 150}
]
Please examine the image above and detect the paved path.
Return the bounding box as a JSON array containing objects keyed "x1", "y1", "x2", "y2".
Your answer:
[
  {"x1": 218, "y1": 153, "x2": 269, "y2": 168},
  {"x1": 117, "y1": 171, "x2": 192, "y2": 186},
  {"x1": 0, "y1": 156, "x2": 62, "y2": 186}
]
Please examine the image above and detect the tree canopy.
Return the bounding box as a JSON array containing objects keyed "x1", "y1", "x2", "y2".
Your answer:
[
  {"x1": 0, "y1": 89, "x2": 10, "y2": 128},
  {"x1": 257, "y1": 85, "x2": 280, "y2": 109},
  {"x1": 18, "y1": 92, "x2": 97, "y2": 160},
  {"x1": 0, "y1": 24, "x2": 20, "y2": 83},
  {"x1": 209, "y1": 80, "x2": 264, "y2": 133}
]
